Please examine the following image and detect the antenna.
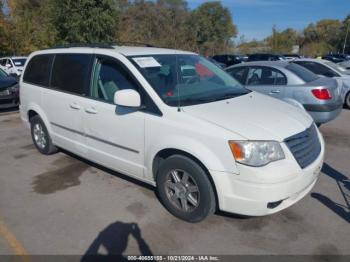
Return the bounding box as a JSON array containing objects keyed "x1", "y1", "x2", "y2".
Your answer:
[{"x1": 173, "y1": 9, "x2": 181, "y2": 112}]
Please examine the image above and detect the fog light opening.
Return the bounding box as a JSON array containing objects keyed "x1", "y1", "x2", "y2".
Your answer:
[{"x1": 267, "y1": 200, "x2": 284, "y2": 209}]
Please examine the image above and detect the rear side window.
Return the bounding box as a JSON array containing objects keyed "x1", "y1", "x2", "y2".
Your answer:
[
  {"x1": 51, "y1": 54, "x2": 92, "y2": 95},
  {"x1": 23, "y1": 54, "x2": 53, "y2": 87},
  {"x1": 246, "y1": 66, "x2": 287, "y2": 85},
  {"x1": 287, "y1": 63, "x2": 319, "y2": 82}
]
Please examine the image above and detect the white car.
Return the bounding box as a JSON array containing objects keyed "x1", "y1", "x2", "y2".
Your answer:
[
  {"x1": 0, "y1": 56, "x2": 27, "y2": 76},
  {"x1": 294, "y1": 59, "x2": 350, "y2": 108},
  {"x1": 19, "y1": 45, "x2": 324, "y2": 222}
]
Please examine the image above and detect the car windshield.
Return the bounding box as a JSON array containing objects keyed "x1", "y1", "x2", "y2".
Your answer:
[
  {"x1": 129, "y1": 54, "x2": 250, "y2": 107},
  {"x1": 12, "y1": 59, "x2": 26, "y2": 67},
  {"x1": 287, "y1": 63, "x2": 319, "y2": 82},
  {"x1": 324, "y1": 61, "x2": 350, "y2": 75}
]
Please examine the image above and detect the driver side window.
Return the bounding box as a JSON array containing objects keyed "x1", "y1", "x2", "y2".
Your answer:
[{"x1": 90, "y1": 57, "x2": 138, "y2": 103}]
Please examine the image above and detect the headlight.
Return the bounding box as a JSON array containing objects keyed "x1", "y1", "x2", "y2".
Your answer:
[
  {"x1": 229, "y1": 141, "x2": 285, "y2": 167},
  {"x1": 9, "y1": 84, "x2": 19, "y2": 93}
]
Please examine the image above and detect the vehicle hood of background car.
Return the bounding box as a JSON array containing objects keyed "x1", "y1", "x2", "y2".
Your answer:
[
  {"x1": 0, "y1": 78, "x2": 17, "y2": 90},
  {"x1": 183, "y1": 92, "x2": 313, "y2": 142}
]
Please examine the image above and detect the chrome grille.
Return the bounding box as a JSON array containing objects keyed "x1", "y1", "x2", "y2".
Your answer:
[{"x1": 284, "y1": 124, "x2": 321, "y2": 169}]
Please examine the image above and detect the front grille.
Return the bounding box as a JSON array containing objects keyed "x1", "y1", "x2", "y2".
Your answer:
[{"x1": 284, "y1": 124, "x2": 321, "y2": 169}]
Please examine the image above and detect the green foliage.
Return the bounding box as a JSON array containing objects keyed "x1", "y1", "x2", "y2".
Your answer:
[
  {"x1": 53, "y1": 0, "x2": 119, "y2": 44},
  {"x1": 267, "y1": 27, "x2": 299, "y2": 53},
  {"x1": 1, "y1": 0, "x2": 348, "y2": 58},
  {"x1": 190, "y1": 2, "x2": 237, "y2": 55}
]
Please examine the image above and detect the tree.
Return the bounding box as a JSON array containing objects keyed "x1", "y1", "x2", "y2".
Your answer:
[
  {"x1": 53, "y1": 0, "x2": 119, "y2": 44},
  {"x1": 190, "y1": 2, "x2": 237, "y2": 55},
  {"x1": 266, "y1": 27, "x2": 299, "y2": 53},
  {"x1": 303, "y1": 19, "x2": 342, "y2": 53},
  {"x1": 117, "y1": 0, "x2": 193, "y2": 50}
]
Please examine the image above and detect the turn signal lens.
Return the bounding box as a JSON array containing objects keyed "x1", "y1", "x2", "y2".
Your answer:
[
  {"x1": 229, "y1": 142, "x2": 244, "y2": 161},
  {"x1": 311, "y1": 89, "x2": 332, "y2": 100}
]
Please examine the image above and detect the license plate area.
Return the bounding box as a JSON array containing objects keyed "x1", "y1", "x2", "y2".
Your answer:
[{"x1": 0, "y1": 90, "x2": 10, "y2": 96}]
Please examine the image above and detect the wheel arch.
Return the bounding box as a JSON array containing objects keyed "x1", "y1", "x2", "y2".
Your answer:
[
  {"x1": 26, "y1": 104, "x2": 52, "y2": 134},
  {"x1": 152, "y1": 148, "x2": 219, "y2": 209}
]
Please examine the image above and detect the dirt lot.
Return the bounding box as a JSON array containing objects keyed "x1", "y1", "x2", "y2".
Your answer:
[{"x1": 0, "y1": 109, "x2": 349, "y2": 257}]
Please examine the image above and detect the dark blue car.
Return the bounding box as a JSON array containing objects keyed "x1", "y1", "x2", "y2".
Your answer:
[{"x1": 0, "y1": 68, "x2": 19, "y2": 109}]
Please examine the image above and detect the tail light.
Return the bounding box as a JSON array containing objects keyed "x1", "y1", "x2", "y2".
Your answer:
[{"x1": 311, "y1": 89, "x2": 332, "y2": 100}]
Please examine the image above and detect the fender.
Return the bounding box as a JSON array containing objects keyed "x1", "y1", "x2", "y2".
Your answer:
[
  {"x1": 145, "y1": 134, "x2": 239, "y2": 180},
  {"x1": 25, "y1": 103, "x2": 53, "y2": 134}
]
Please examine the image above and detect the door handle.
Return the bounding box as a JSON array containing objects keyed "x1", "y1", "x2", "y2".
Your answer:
[
  {"x1": 70, "y1": 103, "x2": 81, "y2": 110},
  {"x1": 270, "y1": 90, "x2": 281, "y2": 94},
  {"x1": 85, "y1": 107, "x2": 98, "y2": 114}
]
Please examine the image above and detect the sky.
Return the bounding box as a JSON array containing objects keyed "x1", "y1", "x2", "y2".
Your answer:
[{"x1": 187, "y1": 0, "x2": 350, "y2": 41}]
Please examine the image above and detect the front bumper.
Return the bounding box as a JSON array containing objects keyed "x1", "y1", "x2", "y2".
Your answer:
[
  {"x1": 210, "y1": 130, "x2": 325, "y2": 216},
  {"x1": 0, "y1": 93, "x2": 19, "y2": 109}
]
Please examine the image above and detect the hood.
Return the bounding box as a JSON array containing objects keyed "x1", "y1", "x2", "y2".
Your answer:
[
  {"x1": 0, "y1": 77, "x2": 18, "y2": 90},
  {"x1": 182, "y1": 92, "x2": 313, "y2": 141}
]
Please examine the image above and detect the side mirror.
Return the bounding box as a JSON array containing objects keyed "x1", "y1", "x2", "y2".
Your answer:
[
  {"x1": 114, "y1": 89, "x2": 141, "y2": 108},
  {"x1": 6, "y1": 64, "x2": 12, "y2": 68}
]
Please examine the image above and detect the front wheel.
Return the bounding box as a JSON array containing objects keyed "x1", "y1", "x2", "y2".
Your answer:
[{"x1": 156, "y1": 155, "x2": 216, "y2": 223}]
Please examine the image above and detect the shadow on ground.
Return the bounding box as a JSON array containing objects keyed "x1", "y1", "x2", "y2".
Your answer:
[
  {"x1": 81, "y1": 221, "x2": 153, "y2": 262},
  {"x1": 311, "y1": 163, "x2": 350, "y2": 223}
]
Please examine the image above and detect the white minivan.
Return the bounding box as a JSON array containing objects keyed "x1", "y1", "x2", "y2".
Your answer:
[{"x1": 20, "y1": 45, "x2": 325, "y2": 222}]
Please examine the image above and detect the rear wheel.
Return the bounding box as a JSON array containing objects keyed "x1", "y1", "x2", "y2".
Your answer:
[
  {"x1": 345, "y1": 92, "x2": 350, "y2": 109},
  {"x1": 156, "y1": 155, "x2": 216, "y2": 223},
  {"x1": 30, "y1": 115, "x2": 58, "y2": 155}
]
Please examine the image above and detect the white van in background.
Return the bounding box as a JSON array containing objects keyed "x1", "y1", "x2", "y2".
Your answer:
[{"x1": 0, "y1": 56, "x2": 28, "y2": 76}]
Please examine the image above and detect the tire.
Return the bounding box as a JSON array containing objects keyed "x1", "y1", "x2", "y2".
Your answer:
[
  {"x1": 30, "y1": 115, "x2": 58, "y2": 155},
  {"x1": 345, "y1": 92, "x2": 350, "y2": 109},
  {"x1": 156, "y1": 155, "x2": 216, "y2": 223}
]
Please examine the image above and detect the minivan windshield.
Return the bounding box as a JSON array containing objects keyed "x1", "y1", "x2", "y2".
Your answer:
[{"x1": 129, "y1": 54, "x2": 250, "y2": 106}]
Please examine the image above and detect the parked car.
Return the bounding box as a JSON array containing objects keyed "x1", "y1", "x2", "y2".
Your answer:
[
  {"x1": 0, "y1": 56, "x2": 27, "y2": 77},
  {"x1": 226, "y1": 61, "x2": 343, "y2": 125},
  {"x1": 211, "y1": 54, "x2": 243, "y2": 68},
  {"x1": 339, "y1": 60, "x2": 350, "y2": 69},
  {"x1": 207, "y1": 57, "x2": 226, "y2": 68},
  {"x1": 322, "y1": 54, "x2": 349, "y2": 64},
  {"x1": 293, "y1": 59, "x2": 350, "y2": 108},
  {"x1": 20, "y1": 45, "x2": 324, "y2": 222},
  {"x1": 247, "y1": 53, "x2": 286, "y2": 62},
  {"x1": 0, "y1": 68, "x2": 19, "y2": 109},
  {"x1": 283, "y1": 54, "x2": 301, "y2": 60}
]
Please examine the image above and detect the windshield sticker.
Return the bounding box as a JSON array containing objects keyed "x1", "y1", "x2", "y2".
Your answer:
[
  {"x1": 133, "y1": 57, "x2": 161, "y2": 68},
  {"x1": 195, "y1": 63, "x2": 214, "y2": 77},
  {"x1": 14, "y1": 62, "x2": 22, "y2": 66}
]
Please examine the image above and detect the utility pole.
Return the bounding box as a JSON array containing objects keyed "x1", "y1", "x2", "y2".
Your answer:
[{"x1": 343, "y1": 19, "x2": 350, "y2": 54}]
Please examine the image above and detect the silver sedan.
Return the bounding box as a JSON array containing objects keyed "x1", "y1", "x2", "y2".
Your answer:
[
  {"x1": 226, "y1": 61, "x2": 343, "y2": 125},
  {"x1": 292, "y1": 59, "x2": 350, "y2": 108}
]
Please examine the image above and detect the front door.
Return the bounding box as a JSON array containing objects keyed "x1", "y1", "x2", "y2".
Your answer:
[{"x1": 82, "y1": 54, "x2": 145, "y2": 178}]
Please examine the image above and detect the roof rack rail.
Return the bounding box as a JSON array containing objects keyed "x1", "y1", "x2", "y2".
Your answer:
[
  {"x1": 49, "y1": 43, "x2": 115, "y2": 49},
  {"x1": 48, "y1": 42, "x2": 156, "y2": 50},
  {"x1": 115, "y1": 41, "x2": 155, "y2": 47}
]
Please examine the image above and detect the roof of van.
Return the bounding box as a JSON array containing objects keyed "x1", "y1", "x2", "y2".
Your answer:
[
  {"x1": 34, "y1": 46, "x2": 196, "y2": 56},
  {"x1": 0, "y1": 56, "x2": 27, "y2": 59}
]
